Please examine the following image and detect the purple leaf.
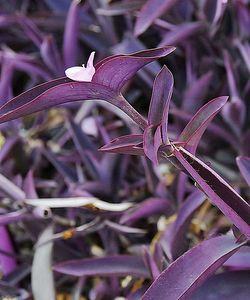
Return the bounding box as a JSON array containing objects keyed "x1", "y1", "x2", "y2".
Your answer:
[
  {"x1": 67, "y1": 119, "x2": 99, "y2": 178},
  {"x1": 99, "y1": 134, "x2": 144, "y2": 155},
  {"x1": 148, "y1": 66, "x2": 173, "y2": 126},
  {"x1": 222, "y1": 98, "x2": 246, "y2": 135},
  {"x1": 142, "y1": 235, "x2": 245, "y2": 300},
  {"x1": 235, "y1": 40, "x2": 250, "y2": 75},
  {"x1": 17, "y1": 14, "x2": 44, "y2": 48},
  {"x1": 41, "y1": 35, "x2": 63, "y2": 75},
  {"x1": 63, "y1": 0, "x2": 81, "y2": 68},
  {"x1": 97, "y1": 0, "x2": 143, "y2": 16},
  {"x1": 23, "y1": 170, "x2": 38, "y2": 198},
  {"x1": 178, "y1": 96, "x2": 228, "y2": 153},
  {"x1": 203, "y1": 0, "x2": 227, "y2": 26},
  {"x1": 236, "y1": 156, "x2": 250, "y2": 187},
  {"x1": 0, "y1": 59, "x2": 14, "y2": 105},
  {"x1": 0, "y1": 209, "x2": 27, "y2": 225},
  {"x1": 0, "y1": 81, "x2": 126, "y2": 125},
  {"x1": 92, "y1": 46, "x2": 175, "y2": 91},
  {"x1": 182, "y1": 71, "x2": 213, "y2": 114},
  {"x1": 0, "y1": 137, "x2": 18, "y2": 163},
  {"x1": 105, "y1": 220, "x2": 146, "y2": 234},
  {"x1": 159, "y1": 22, "x2": 203, "y2": 47},
  {"x1": 143, "y1": 247, "x2": 160, "y2": 279},
  {"x1": 173, "y1": 147, "x2": 250, "y2": 238},
  {"x1": 222, "y1": 51, "x2": 246, "y2": 133},
  {"x1": 148, "y1": 66, "x2": 173, "y2": 145},
  {"x1": 0, "y1": 173, "x2": 25, "y2": 202},
  {"x1": 0, "y1": 226, "x2": 16, "y2": 274},
  {"x1": 134, "y1": 0, "x2": 178, "y2": 36},
  {"x1": 191, "y1": 271, "x2": 250, "y2": 300},
  {"x1": 143, "y1": 124, "x2": 162, "y2": 164},
  {"x1": 42, "y1": 148, "x2": 78, "y2": 182},
  {"x1": 224, "y1": 247, "x2": 250, "y2": 270},
  {"x1": 120, "y1": 197, "x2": 172, "y2": 225},
  {"x1": 161, "y1": 190, "x2": 206, "y2": 260},
  {"x1": 53, "y1": 255, "x2": 149, "y2": 277},
  {"x1": 223, "y1": 50, "x2": 238, "y2": 97},
  {"x1": 0, "y1": 47, "x2": 175, "y2": 128}
]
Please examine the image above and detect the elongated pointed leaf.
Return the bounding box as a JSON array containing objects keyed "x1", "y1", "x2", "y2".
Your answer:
[
  {"x1": 99, "y1": 134, "x2": 144, "y2": 155},
  {"x1": 0, "y1": 47, "x2": 174, "y2": 127},
  {"x1": 182, "y1": 71, "x2": 213, "y2": 114},
  {"x1": 92, "y1": 46, "x2": 175, "y2": 91},
  {"x1": 0, "y1": 77, "x2": 71, "y2": 114},
  {"x1": 0, "y1": 226, "x2": 16, "y2": 274},
  {"x1": 97, "y1": 0, "x2": 143, "y2": 16},
  {"x1": 0, "y1": 59, "x2": 14, "y2": 105},
  {"x1": 41, "y1": 35, "x2": 63, "y2": 75},
  {"x1": 236, "y1": 156, "x2": 250, "y2": 187},
  {"x1": 178, "y1": 96, "x2": 228, "y2": 153},
  {"x1": 17, "y1": 14, "x2": 44, "y2": 47},
  {"x1": 105, "y1": 220, "x2": 146, "y2": 234},
  {"x1": 162, "y1": 190, "x2": 206, "y2": 260},
  {"x1": 159, "y1": 22, "x2": 203, "y2": 47},
  {"x1": 0, "y1": 173, "x2": 25, "y2": 201},
  {"x1": 63, "y1": 0, "x2": 81, "y2": 68},
  {"x1": 222, "y1": 98, "x2": 246, "y2": 135},
  {"x1": 192, "y1": 271, "x2": 250, "y2": 300},
  {"x1": 120, "y1": 197, "x2": 171, "y2": 225},
  {"x1": 53, "y1": 255, "x2": 149, "y2": 277},
  {"x1": 142, "y1": 235, "x2": 244, "y2": 300},
  {"x1": 0, "y1": 209, "x2": 27, "y2": 225},
  {"x1": 134, "y1": 0, "x2": 178, "y2": 36},
  {"x1": 67, "y1": 119, "x2": 99, "y2": 179},
  {"x1": 174, "y1": 147, "x2": 250, "y2": 238},
  {"x1": 143, "y1": 124, "x2": 162, "y2": 164},
  {"x1": 0, "y1": 82, "x2": 146, "y2": 130},
  {"x1": 224, "y1": 247, "x2": 250, "y2": 270},
  {"x1": 148, "y1": 66, "x2": 173, "y2": 145},
  {"x1": 203, "y1": 0, "x2": 226, "y2": 25},
  {"x1": 42, "y1": 148, "x2": 78, "y2": 182}
]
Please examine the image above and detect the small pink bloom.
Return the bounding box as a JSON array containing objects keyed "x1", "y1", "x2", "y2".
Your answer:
[{"x1": 65, "y1": 52, "x2": 95, "y2": 82}]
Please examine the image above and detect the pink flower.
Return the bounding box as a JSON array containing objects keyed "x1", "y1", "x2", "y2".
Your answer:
[{"x1": 65, "y1": 52, "x2": 95, "y2": 82}]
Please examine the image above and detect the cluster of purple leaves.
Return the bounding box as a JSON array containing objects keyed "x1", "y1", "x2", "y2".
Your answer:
[{"x1": 0, "y1": 0, "x2": 250, "y2": 299}]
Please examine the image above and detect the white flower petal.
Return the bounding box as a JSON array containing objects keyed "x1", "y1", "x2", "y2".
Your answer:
[{"x1": 65, "y1": 52, "x2": 96, "y2": 82}]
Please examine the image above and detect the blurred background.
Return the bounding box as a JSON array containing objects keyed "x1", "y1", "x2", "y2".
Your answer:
[{"x1": 0, "y1": 0, "x2": 249, "y2": 299}]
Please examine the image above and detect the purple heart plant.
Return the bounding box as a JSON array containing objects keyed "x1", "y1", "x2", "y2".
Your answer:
[{"x1": 0, "y1": 1, "x2": 250, "y2": 299}]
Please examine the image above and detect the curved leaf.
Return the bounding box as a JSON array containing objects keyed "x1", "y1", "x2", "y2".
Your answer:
[
  {"x1": 224, "y1": 247, "x2": 250, "y2": 270},
  {"x1": 178, "y1": 96, "x2": 228, "y2": 153},
  {"x1": 161, "y1": 190, "x2": 206, "y2": 260},
  {"x1": 191, "y1": 271, "x2": 250, "y2": 300},
  {"x1": 120, "y1": 197, "x2": 171, "y2": 225},
  {"x1": 53, "y1": 255, "x2": 149, "y2": 277},
  {"x1": 99, "y1": 134, "x2": 144, "y2": 155},
  {"x1": 174, "y1": 147, "x2": 250, "y2": 238},
  {"x1": 159, "y1": 22, "x2": 203, "y2": 47},
  {"x1": 134, "y1": 0, "x2": 178, "y2": 36},
  {"x1": 142, "y1": 235, "x2": 244, "y2": 300},
  {"x1": 182, "y1": 71, "x2": 213, "y2": 114},
  {"x1": 92, "y1": 46, "x2": 175, "y2": 91},
  {"x1": 0, "y1": 81, "x2": 138, "y2": 126},
  {"x1": 143, "y1": 124, "x2": 162, "y2": 164},
  {"x1": 63, "y1": 0, "x2": 81, "y2": 68},
  {"x1": 236, "y1": 156, "x2": 250, "y2": 187},
  {"x1": 148, "y1": 66, "x2": 173, "y2": 144}
]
